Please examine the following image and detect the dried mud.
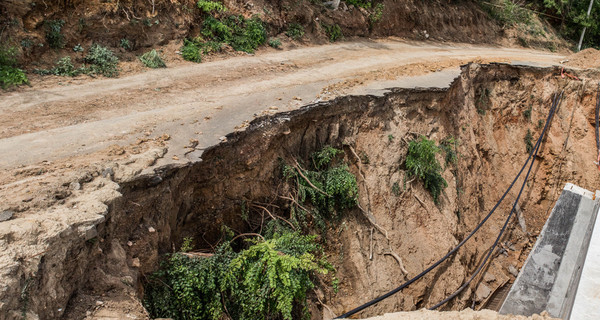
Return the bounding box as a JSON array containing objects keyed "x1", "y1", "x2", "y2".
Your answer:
[{"x1": 1, "y1": 63, "x2": 600, "y2": 320}]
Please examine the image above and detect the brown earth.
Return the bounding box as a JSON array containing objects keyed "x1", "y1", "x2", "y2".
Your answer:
[
  {"x1": 1, "y1": 63, "x2": 599, "y2": 320},
  {"x1": 363, "y1": 309, "x2": 557, "y2": 320},
  {"x1": 0, "y1": 0, "x2": 565, "y2": 77},
  {"x1": 565, "y1": 48, "x2": 600, "y2": 69}
]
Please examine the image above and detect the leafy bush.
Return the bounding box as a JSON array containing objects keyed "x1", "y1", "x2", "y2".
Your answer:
[
  {"x1": 286, "y1": 23, "x2": 305, "y2": 40},
  {"x1": 201, "y1": 15, "x2": 266, "y2": 53},
  {"x1": 439, "y1": 136, "x2": 458, "y2": 166},
  {"x1": 369, "y1": 3, "x2": 385, "y2": 24},
  {"x1": 0, "y1": 45, "x2": 28, "y2": 89},
  {"x1": 283, "y1": 146, "x2": 358, "y2": 230},
  {"x1": 73, "y1": 44, "x2": 84, "y2": 52},
  {"x1": 181, "y1": 39, "x2": 202, "y2": 63},
  {"x1": 84, "y1": 44, "x2": 119, "y2": 77},
  {"x1": 268, "y1": 37, "x2": 282, "y2": 48},
  {"x1": 35, "y1": 56, "x2": 81, "y2": 76},
  {"x1": 144, "y1": 231, "x2": 328, "y2": 320},
  {"x1": 406, "y1": 136, "x2": 448, "y2": 204},
  {"x1": 345, "y1": 0, "x2": 373, "y2": 9},
  {"x1": 541, "y1": 0, "x2": 600, "y2": 48},
  {"x1": 197, "y1": 0, "x2": 226, "y2": 14},
  {"x1": 322, "y1": 23, "x2": 343, "y2": 42},
  {"x1": 120, "y1": 39, "x2": 131, "y2": 50},
  {"x1": 139, "y1": 49, "x2": 166, "y2": 68},
  {"x1": 45, "y1": 20, "x2": 65, "y2": 49}
]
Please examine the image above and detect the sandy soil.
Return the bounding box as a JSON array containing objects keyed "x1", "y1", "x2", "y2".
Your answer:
[{"x1": 362, "y1": 309, "x2": 556, "y2": 320}]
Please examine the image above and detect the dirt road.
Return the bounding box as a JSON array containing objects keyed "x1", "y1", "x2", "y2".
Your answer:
[{"x1": 0, "y1": 38, "x2": 564, "y2": 170}]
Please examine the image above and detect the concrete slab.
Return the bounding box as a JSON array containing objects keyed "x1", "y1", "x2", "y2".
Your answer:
[{"x1": 500, "y1": 183, "x2": 599, "y2": 318}]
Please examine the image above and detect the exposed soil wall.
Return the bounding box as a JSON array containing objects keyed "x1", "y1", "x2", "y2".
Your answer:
[{"x1": 1, "y1": 63, "x2": 599, "y2": 320}]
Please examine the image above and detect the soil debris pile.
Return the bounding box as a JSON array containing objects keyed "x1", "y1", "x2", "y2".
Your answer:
[{"x1": 565, "y1": 48, "x2": 600, "y2": 69}]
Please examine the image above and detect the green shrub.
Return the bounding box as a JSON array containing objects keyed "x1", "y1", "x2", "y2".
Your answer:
[
  {"x1": 120, "y1": 38, "x2": 131, "y2": 50},
  {"x1": 283, "y1": 146, "x2": 358, "y2": 230},
  {"x1": 139, "y1": 49, "x2": 166, "y2": 68},
  {"x1": 84, "y1": 44, "x2": 119, "y2": 77},
  {"x1": 144, "y1": 231, "x2": 328, "y2": 320},
  {"x1": 523, "y1": 105, "x2": 532, "y2": 120},
  {"x1": 73, "y1": 44, "x2": 84, "y2": 52},
  {"x1": 286, "y1": 23, "x2": 305, "y2": 40},
  {"x1": 197, "y1": 0, "x2": 226, "y2": 14},
  {"x1": 0, "y1": 45, "x2": 28, "y2": 89},
  {"x1": 345, "y1": 0, "x2": 373, "y2": 9},
  {"x1": 406, "y1": 136, "x2": 447, "y2": 204},
  {"x1": 322, "y1": 23, "x2": 342, "y2": 42},
  {"x1": 439, "y1": 136, "x2": 458, "y2": 166},
  {"x1": 268, "y1": 37, "x2": 282, "y2": 48},
  {"x1": 482, "y1": 0, "x2": 531, "y2": 28},
  {"x1": 45, "y1": 20, "x2": 65, "y2": 49},
  {"x1": 181, "y1": 39, "x2": 202, "y2": 62},
  {"x1": 201, "y1": 15, "x2": 266, "y2": 53},
  {"x1": 369, "y1": 3, "x2": 385, "y2": 24}
]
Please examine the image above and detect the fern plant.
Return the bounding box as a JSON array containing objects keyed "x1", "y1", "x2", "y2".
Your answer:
[{"x1": 406, "y1": 136, "x2": 447, "y2": 204}]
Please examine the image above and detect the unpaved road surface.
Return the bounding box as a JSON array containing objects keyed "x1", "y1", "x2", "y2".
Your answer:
[{"x1": 0, "y1": 38, "x2": 564, "y2": 171}]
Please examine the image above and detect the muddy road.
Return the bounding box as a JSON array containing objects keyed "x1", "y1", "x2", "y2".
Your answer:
[{"x1": 0, "y1": 39, "x2": 563, "y2": 171}]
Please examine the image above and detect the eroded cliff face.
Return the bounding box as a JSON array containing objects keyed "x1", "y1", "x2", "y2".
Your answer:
[{"x1": 1, "y1": 63, "x2": 599, "y2": 320}]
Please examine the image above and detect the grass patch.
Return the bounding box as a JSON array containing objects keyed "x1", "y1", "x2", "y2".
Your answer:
[
  {"x1": 139, "y1": 49, "x2": 166, "y2": 68},
  {"x1": 406, "y1": 136, "x2": 447, "y2": 204}
]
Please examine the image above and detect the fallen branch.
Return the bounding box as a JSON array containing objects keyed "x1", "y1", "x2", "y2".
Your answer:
[
  {"x1": 230, "y1": 233, "x2": 265, "y2": 243},
  {"x1": 251, "y1": 204, "x2": 296, "y2": 230},
  {"x1": 180, "y1": 252, "x2": 214, "y2": 259}
]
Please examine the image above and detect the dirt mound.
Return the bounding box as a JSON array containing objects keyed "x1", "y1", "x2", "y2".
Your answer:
[{"x1": 565, "y1": 48, "x2": 600, "y2": 69}]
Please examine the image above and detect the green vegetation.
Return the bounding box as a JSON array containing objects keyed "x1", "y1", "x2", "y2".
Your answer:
[
  {"x1": 139, "y1": 49, "x2": 166, "y2": 68},
  {"x1": 439, "y1": 136, "x2": 458, "y2": 166},
  {"x1": 322, "y1": 23, "x2": 343, "y2": 42},
  {"x1": 268, "y1": 37, "x2": 282, "y2": 49},
  {"x1": 369, "y1": 3, "x2": 385, "y2": 24},
  {"x1": 85, "y1": 44, "x2": 120, "y2": 77},
  {"x1": 145, "y1": 231, "x2": 329, "y2": 320},
  {"x1": 120, "y1": 38, "x2": 132, "y2": 51},
  {"x1": 0, "y1": 45, "x2": 28, "y2": 89},
  {"x1": 524, "y1": 129, "x2": 534, "y2": 153},
  {"x1": 73, "y1": 44, "x2": 84, "y2": 52},
  {"x1": 35, "y1": 56, "x2": 80, "y2": 76},
  {"x1": 391, "y1": 181, "x2": 401, "y2": 196},
  {"x1": 45, "y1": 20, "x2": 65, "y2": 49},
  {"x1": 181, "y1": 40, "x2": 203, "y2": 62},
  {"x1": 483, "y1": 0, "x2": 532, "y2": 28},
  {"x1": 523, "y1": 105, "x2": 532, "y2": 120},
  {"x1": 542, "y1": 0, "x2": 600, "y2": 49},
  {"x1": 182, "y1": 14, "x2": 266, "y2": 62},
  {"x1": 283, "y1": 146, "x2": 358, "y2": 230},
  {"x1": 406, "y1": 136, "x2": 448, "y2": 204},
  {"x1": 286, "y1": 23, "x2": 305, "y2": 40},
  {"x1": 388, "y1": 134, "x2": 395, "y2": 142},
  {"x1": 197, "y1": 0, "x2": 226, "y2": 14},
  {"x1": 345, "y1": 0, "x2": 373, "y2": 9}
]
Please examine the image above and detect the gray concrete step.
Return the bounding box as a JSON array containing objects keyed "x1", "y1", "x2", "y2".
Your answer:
[{"x1": 499, "y1": 183, "x2": 600, "y2": 319}]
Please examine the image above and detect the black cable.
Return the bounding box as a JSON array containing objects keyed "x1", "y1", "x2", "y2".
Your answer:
[
  {"x1": 336, "y1": 94, "x2": 561, "y2": 319},
  {"x1": 429, "y1": 92, "x2": 562, "y2": 310}
]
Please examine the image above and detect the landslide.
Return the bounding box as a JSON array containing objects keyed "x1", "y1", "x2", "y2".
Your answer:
[
  {"x1": 0, "y1": 0, "x2": 500, "y2": 70},
  {"x1": 1, "y1": 63, "x2": 599, "y2": 320}
]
